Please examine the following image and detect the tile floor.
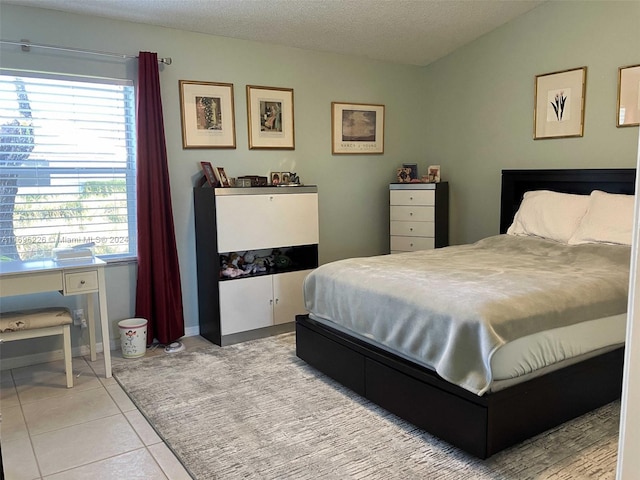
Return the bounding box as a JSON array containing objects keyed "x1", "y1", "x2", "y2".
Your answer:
[{"x1": 1, "y1": 336, "x2": 211, "y2": 479}]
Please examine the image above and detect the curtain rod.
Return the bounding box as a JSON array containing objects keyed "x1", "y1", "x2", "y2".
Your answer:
[{"x1": 0, "y1": 39, "x2": 172, "y2": 65}]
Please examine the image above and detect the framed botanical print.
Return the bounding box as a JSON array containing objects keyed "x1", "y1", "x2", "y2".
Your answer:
[{"x1": 534, "y1": 67, "x2": 587, "y2": 139}]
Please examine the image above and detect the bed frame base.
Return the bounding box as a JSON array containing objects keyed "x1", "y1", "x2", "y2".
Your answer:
[{"x1": 296, "y1": 315, "x2": 624, "y2": 459}]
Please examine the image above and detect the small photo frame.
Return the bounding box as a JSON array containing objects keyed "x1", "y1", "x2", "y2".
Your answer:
[
  {"x1": 402, "y1": 163, "x2": 418, "y2": 180},
  {"x1": 332, "y1": 102, "x2": 385, "y2": 154},
  {"x1": 247, "y1": 85, "x2": 295, "y2": 149},
  {"x1": 427, "y1": 165, "x2": 441, "y2": 183},
  {"x1": 396, "y1": 167, "x2": 412, "y2": 183},
  {"x1": 281, "y1": 172, "x2": 291, "y2": 184},
  {"x1": 270, "y1": 172, "x2": 282, "y2": 185},
  {"x1": 617, "y1": 64, "x2": 640, "y2": 127},
  {"x1": 179, "y1": 80, "x2": 236, "y2": 149},
  {"x1": 534, "y1": 67, "x2": 587, "y2": 139},
  {"x1": 200, "y1": 161, "x2": 217, "y2": 186},
  {"x1": 214, "y1": 167, "x2": 230, "y2": 187}
]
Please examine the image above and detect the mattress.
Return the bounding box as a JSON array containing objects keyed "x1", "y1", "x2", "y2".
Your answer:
[{"x1": 304, "y1": 235, "x2": 630, "y2": 395}]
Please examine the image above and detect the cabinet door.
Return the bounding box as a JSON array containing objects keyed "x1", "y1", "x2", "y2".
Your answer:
[
  {"x1": 273, "y1": 269, "x2": 313, "y2": 325},
  {"x1": 216, "y1": 193, "x2": 319, "y2": 252},
  {"x1": 219, "y1": 276, "x2": 273, "y2": 335}
]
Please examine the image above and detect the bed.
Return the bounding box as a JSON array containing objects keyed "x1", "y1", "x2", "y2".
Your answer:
[{"x1": 295, "y1": 168, "x2": 635, "y2": 459}]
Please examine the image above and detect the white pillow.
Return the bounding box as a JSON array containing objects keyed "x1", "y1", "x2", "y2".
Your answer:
[
  {"x1": 507, "y1": 190, "x2": 590, "y2": 243},
  {"x1": 568, "y1": 190, "x2": 635, "y2": 245}
]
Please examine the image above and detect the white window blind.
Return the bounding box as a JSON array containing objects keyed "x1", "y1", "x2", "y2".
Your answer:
[{"x1": 0, "y1": 73, "x2": 136, "y2": 262}]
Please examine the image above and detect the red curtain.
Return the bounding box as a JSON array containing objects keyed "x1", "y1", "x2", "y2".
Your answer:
[{"x1": 135, "y1": 51, "x2": 185, "y2": 345}]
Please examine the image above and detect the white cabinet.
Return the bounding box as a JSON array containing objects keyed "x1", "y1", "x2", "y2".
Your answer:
[
  {"x1": 216, "y1": 193, "x2": 319, "y2": 252},
  {"x1": 273, "y1": 269, "x2": 311, "y2": 325},
  {"x1": 219, "y1": 269, "x2": 312, "y2": 335},
  {"x1": 194, "y1": 186, "x2": 319, "y2": 345},
  {"x1": 389, "y1": 183, "x2": 449, "y2": 253}
]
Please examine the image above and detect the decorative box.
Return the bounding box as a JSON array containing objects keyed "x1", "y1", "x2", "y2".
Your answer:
[{"x1": 238, "y1": 175, "x2": 268, "y2": 187}]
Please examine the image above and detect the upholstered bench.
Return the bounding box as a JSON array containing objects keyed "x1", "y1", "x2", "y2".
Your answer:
[{"x1": 0, "y1": 307, "x2": 74, "y2": 388}]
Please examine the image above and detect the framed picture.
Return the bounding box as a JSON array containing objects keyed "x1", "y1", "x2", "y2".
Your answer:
[
  {"x1": 179, "y1": 80, "x2": 236, "y2": 149},
  {"x1": 402, "y1": 163, "x2": 418, "y2": 180},
  {"x1": 534, "y1": 67, "x2": 586, "y2": 139},
  {"x1": 200, "y1": 161, "x2": 218, "y2": 186},
  {"x1": 332, "y1": 102, "x2": 385, "y2": 154},
  {"x1": 427, "y1": 165, "x2": 441, "y2": 183},
  {"x1": 617, "y1": 64, "x2": 640, "y2": 127},
  {"x1": 214, "y1": 167, "x2": 230, "y2": 187},
  {"x1": 281, "y1": 172, "x2": 291, "y2": 184},
  {"x1": 247, "y1": 85, "x2": 295, "y2": 149},
  {"x1": 396, "y1": 167, "x2": 412, "y2": 183},
  {"x1": 270, "y1": 172, "x2": 282, "y2": 185}
]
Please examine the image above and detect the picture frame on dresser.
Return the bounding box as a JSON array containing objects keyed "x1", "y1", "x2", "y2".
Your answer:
[
  {"x1": 534, "y1": 66, "x2": 586, "y2": 139},
  {"x1": 331, "y1": 102, "x2": 385, "y2": 154},
  {"x1": 427, "y1": 165, "x2": 441, "y2": 183},
  {"x1": 402, "y1": 163, "x2": 418, "y2": 180},
  {"x1": 247, "y1": 85, "x2": 295, "y2": 150},
  {"x1": 179, "y1": 80, "x2": 236, "y2": 149},
  {"x1": 214, "y1": 167, "x2": 230, "y2": 187},
  {"x1": 200, "y1": 161, "x2": 218, "y2": 187},
  {"x1": 617, "y1": 64, "x2": 640, "y2": 127}
]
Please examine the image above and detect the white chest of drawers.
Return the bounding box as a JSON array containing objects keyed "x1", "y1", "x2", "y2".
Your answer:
[{"x1": 389, "y1": 182, "x2": 449, "y2": 253}]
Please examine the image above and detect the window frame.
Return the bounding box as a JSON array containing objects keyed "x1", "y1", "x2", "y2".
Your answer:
[{"x1": 0, "y1": 69, "x2": 137, "y2": 262}]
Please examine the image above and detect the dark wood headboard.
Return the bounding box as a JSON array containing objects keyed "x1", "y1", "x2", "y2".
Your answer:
[{"x1": 500, "y1": 169, "x2": 636, "y2": 234}]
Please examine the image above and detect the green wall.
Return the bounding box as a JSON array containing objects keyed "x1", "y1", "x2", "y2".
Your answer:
[
  {"x1": 0, "y1": 4, "x2": 424, "y2": 355},
  {"x1": 421, "y1": 0, "x2": 640, "y2": 244},
  {"x1": 0, "y1": 1, "x2": 638, "y2": 361}
]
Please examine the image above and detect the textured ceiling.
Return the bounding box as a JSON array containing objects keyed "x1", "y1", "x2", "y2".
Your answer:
[{"x1": 2, "y1": 0, "x2": 545, "y2": 66}]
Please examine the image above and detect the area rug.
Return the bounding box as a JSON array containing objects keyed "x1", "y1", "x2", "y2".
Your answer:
[{"x1": 113, "y1": 333, "x2": 620, "y2": 479}]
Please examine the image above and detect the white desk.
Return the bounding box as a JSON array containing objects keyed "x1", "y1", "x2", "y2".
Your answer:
[{"x1": 0, "y1": 258, "x2": 112, "y2": 378}]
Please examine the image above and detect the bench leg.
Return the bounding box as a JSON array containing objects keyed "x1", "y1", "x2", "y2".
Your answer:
[{"x1": 63, "y1": 324, "x2": 73, "y2": 388}]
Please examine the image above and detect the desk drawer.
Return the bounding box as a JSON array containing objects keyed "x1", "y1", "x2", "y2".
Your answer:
[
  {"x1": 390, "y1": 221, "x2": 434, "y2": 237},
  {"x1": 390, "y1": 190, "x2": 435, "y2": 206},
  {"x1": 390, "y1": 236, "x2": 435, "y2": 252},
  {"x1": 64, "y1": 270, "x2": 99, "y2": 294},
  {"x1": 390, "y1": 205, "x2": 434, "y2": 222},
  {"x1": 0, "y1": 271, "x2": 63, "y2": 296}
]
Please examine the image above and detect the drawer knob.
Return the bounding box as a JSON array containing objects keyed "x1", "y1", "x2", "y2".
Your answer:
[
  {"x1": 409, "y1": 212, "x2": 413, "y2": 216},
  {"x1": 410, "y1": 196, "x2": 414, "y2": 200},
  {"x1": 80, "y1": 280, "x2": 86, "y2": 285},
  {"x1": 410, "y1": 228, "x2": 413, "y2": 231},
  {"x1": 410, "y1": 243, "x2": 414, "y2": 247}
]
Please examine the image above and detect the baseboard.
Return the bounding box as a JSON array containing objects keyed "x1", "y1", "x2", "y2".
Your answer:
[
  {"x1": 0, "y1": 326, "x2": 201, "y2": 371},
  {"x1": 221, "y1": 323, "x2": 294, "y2": 346}
]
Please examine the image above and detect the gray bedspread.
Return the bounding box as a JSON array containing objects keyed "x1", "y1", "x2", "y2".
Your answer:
[{"x1": 303, "y1": 235, "x2": 630, "y2": 395}]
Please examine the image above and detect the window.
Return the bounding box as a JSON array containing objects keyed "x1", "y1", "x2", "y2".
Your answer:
[{"x1": 0, "y1": 73, "x2": 136, "y2": 262}]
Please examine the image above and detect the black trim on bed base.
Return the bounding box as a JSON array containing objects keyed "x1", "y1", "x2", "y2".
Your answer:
[{"x1": 296, "y1": 315, "x2": 624, "y2": 459}]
